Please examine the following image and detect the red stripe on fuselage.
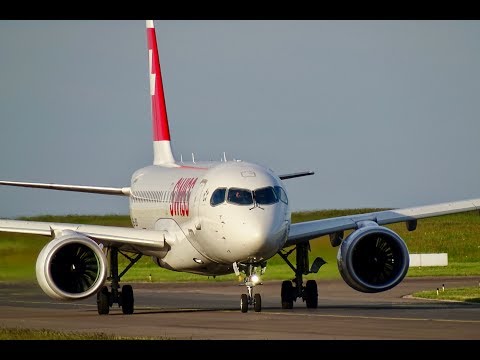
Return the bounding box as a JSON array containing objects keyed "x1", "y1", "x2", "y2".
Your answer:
[{"x1": 147, "y1": 28, "x2": 170, "y2": 142}]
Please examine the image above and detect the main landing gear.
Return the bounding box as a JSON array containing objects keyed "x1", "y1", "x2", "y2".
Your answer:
[
  {"x1": 278, "y1": 242, "x2": 326, "y2": 309},
  {"x1": 234, "y1": 262, "x2": 265, "y2": 313},
  {"x1": 96, "y1": 247, "x2": 142, "y2": 315}
]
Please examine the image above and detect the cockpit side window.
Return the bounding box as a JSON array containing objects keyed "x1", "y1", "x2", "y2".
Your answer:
[
  {"x1": 274, "y1": 186, "x2": 288, "y2": 204},
  {"x1": 253, "y1": 186, "x2": 278, "y2": 205},
  {"x1": 210, "y1": 188, "x2": 226, "y2": 206},
  {"x1": 227, "y1": 188, "x2": 253, "y2": 205}
]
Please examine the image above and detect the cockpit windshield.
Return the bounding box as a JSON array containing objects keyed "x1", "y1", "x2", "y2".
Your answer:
[
  {"x1": 210, "y1": 188, "x2": 226, "y2": 206},
  {"x1": 210, "y1": 186, "x2": 285, "y2": 207},
  {"x1": 227, "y1": 188, "x2": 253, "y2": 205},
  {"x1": 253, "y1": 186, "x2": 278, "y2": 205},
  {"x1": 274, "y1": 185, "x2": 288, "y2": 204}
]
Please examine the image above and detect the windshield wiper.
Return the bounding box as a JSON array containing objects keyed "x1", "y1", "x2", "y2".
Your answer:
[{"x1": 250, "y1": 195, "x2": 264, "y2": 210}]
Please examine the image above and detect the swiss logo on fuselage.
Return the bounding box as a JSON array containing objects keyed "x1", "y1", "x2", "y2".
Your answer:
[{"x1": 170, "y1": 177, "x2": 198, "y2": 216}]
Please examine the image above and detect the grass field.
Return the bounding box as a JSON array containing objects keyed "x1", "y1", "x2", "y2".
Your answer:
[
  {"x1": 0, "y1": 327, "x2": 158, "y2": 340},
  {"x1": 1, "y1": 209, "x2": 479, "y2": 282},
  {"x1": 412, "y1": 286, "x2": 480, "y2": 303}
]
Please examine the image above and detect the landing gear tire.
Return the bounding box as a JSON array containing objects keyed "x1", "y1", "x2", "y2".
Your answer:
[
  {"x1": 281, "y1": 280, "x2": 294, "y2": 309},
  {"x1": 305, "y1": 279, "x2": 318, "y2": 309},
  {"x1": 121, "y1": 284, "x2": 134, "y2": 315},
  {"x1": 254, "y1": 293, "x2": 262, "y2": 312},
  {"x1": 97, "y1": 286, "x2": 110, "y2": 315},
  {"x1": 240, "y1": 294, "x2": 248, "y2": 313}
]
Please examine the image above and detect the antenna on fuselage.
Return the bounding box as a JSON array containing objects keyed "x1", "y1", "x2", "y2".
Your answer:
[
  {"x1": 192, "y1": 153, "x2": 195, "y2": 163},
  {"x1": 223, "y1": 152, "x2": 227, "y2": 162},
  {"x1": 180, "y1": 154, "x2": 184, "y2": 163}
]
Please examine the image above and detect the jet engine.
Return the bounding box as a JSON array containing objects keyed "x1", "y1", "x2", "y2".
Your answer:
[
  {"x1": 337, "y1": 222, "x2": 409, "y2": 293},
  {"x1": 35, "y1": 232, "x2": 108, "y2": 300}
]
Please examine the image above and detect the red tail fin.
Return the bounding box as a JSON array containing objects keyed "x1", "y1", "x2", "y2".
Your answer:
[{"x1": 146, "y1": 20, "x2": 175, "y2": 165}]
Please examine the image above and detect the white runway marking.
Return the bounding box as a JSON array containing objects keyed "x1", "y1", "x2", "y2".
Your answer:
[{"x1": 249, "y1": 310, "x2": 480, "y2": 324}]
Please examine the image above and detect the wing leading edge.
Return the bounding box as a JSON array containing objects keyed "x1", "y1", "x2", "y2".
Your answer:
[{"x1": 286, "y1": 197, "x2": 480, "y2": 247}]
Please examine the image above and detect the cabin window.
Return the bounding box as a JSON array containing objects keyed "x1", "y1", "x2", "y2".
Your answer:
[{"x1": 210, "y1": 188, "x2": 226, "y2": 206}]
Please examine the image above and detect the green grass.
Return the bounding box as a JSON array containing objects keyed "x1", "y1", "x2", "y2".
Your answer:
[
  {"x1": 1, "y1": 210, "x2": 480, "y2": 282},
  {"x1": 412, "y1": 286, "x2": 480, "y2": 303},
  {"x1": 407, "y1": 263, "x2": 480, "y2": 277},
  {"x1": 0, "y1": 327, "x2": 158, "y2": 340}
]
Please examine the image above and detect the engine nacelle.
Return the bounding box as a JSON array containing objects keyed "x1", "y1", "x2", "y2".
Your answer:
[
  {"x1": 337, "y1": 223, "x2": 409, "y2": 293},
  {"x1": 35, "y1": 232, "x2": 108, "y2": 300}
]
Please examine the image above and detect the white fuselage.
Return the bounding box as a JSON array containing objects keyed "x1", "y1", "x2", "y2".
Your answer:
[{"x1": 129, "y1": 160, "x2": 291, "y2": 276}]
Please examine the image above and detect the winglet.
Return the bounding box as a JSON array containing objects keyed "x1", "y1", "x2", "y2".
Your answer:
[{"x1": 146, "y1": 20, "x2": 176, "y2": 165}]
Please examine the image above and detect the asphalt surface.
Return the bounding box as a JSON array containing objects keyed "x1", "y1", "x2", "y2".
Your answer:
[{"x1": 0, "y1": 276, "x2": 479, "y2": 340}]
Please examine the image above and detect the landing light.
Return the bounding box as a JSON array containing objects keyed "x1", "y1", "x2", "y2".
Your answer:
[
  {"x1": 251, "y1": 274, "x2": 260, "y2": 284},
  {"x1": 193, "y1": 258, "x2": 204, "y2": 264}
]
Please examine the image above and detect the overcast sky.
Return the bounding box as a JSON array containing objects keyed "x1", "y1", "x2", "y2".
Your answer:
[{"x1": 0, "y1": 20, "x2": 479, "y2": 218}]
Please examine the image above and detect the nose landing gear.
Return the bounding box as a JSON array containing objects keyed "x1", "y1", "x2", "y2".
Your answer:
[{"x1": 234, "y1": 262, "x2": 264, "y2": 313}]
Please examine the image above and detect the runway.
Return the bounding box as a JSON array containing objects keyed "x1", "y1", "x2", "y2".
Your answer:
[{"x1": 0, "y1": 276, "x2": 479, "y2": 339}]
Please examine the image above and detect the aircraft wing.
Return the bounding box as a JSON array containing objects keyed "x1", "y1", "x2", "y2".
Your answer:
[
  {"x1": 285, "y1": 197, "x2": 480, "y2": 247},
  {"x1": 0, "y1": 180, "x2": 130, "y2": 196},
  {"x1": 0, "y1": 219, "x2": 166, "y2": 253},
  {"x1": 278, "y1": 171, "x2": 314, "y2": 180}
]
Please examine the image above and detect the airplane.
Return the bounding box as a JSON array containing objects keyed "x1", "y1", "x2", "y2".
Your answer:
[{"x1": 1, "y1": 20, "x2": 480, "y2": 315}]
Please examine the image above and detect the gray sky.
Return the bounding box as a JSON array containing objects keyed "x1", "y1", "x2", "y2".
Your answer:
[{"x1": 1, "y1": 20, "x2": 480, "y2": 218}]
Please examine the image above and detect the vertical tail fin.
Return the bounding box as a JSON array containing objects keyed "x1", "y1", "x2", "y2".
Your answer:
[{"x1": 146, "y1": 20, "x2": 175, "y2": 165}]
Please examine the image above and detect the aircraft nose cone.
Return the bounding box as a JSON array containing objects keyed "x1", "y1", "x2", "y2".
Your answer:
[{"x1": 239, "y1": 217, "x2": 288, "y2": 261}]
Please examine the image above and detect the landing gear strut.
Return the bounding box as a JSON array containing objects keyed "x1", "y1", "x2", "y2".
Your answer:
[
  {"x1": 278, "y1": 242, "x2": 325, "y2": 309},
  {"x1": 96, "y1": 247, "x2": 142, "y2": 315},
  {"x1": 235, "y1": 262, "x2": 264, "y2": 313}
]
